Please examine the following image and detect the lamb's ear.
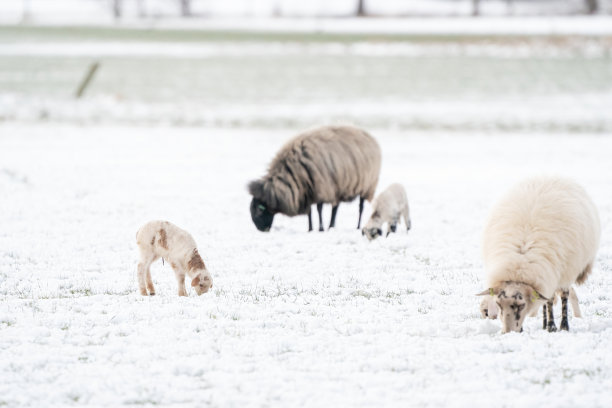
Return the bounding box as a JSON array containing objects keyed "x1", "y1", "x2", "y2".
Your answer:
[
  {"x1": 191, "y1": 276, "x2": 199, "y2": 287},
  {"x1": 476, "y1": 288, "x2": 497, "y2": 296},
  {"x1": 248, "y1": 180, "x2": 264, "y2": 198}
]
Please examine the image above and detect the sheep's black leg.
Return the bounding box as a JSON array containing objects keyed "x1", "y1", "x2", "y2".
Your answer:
[
  {"x1": 542, "y1": 303, "x2": 547, "y2": 330},
  {"x1": 560, "y1": 290, "x2": 570, "y2": 331},
  {"x1": 546, "y1": 299, "x2": 557, "y2": 332},
  {"x1": 357, "y1": 197, "x2": 365, "y2": 229},
  {"x1": 308, "y1": 211, "x2": 313, "y2": 232},
  {"x1": 329, "y1": 205, "x2": 338, "y2": 229},
  {"x1": 317, "y1": 203, "x2": 324, "y2": 232}
]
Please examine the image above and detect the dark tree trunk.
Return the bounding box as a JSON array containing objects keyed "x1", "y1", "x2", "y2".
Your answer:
[
  {"x1": 181, "y1": 0, "x2": 191, "y2": 17},
  {"x1": 357, "y1": 0, "x2": 366, "y2": 17},
  {"x1": 585, "y1": 0, "x2": 598, "y2": 14},
  {"x1": 22, "y1": 0, "x2": 31, "y2": 22},
  {"x1": 506, "y1": 0, "x2": 514, "y2": 15},
  {"x1": 472, "y1": 0, "x2": 480, "y2": 17},
  {"x1": 113, "y1": 0, "x2": 122, "y2": 19},
  {"x1": 137, "y1": 0, "x2": 146, "y2": 18}
]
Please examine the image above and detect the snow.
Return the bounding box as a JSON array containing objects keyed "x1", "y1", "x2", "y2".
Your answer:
[
  {"x1": 1, "y1": 125, "x2": 612, "y2": 407},
  {"x1": 1, "y1": 21, "x2": 612, "y2": 408}
]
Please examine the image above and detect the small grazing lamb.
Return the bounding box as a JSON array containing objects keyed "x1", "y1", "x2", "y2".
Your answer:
[
  {"x1": 136, "y1": 220, "x2": 213, "y2": 297},
  {"x1": 477, "y1": 177, "x2": 600, "y2": 333},
  {"x1": 480, "y1": 287, "x2": 581, "y2": 321},
  {"x1": 362, "y1": 183, "x2": 411, "y2": 240}
]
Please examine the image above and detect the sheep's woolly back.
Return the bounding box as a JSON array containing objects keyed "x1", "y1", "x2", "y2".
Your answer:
[
  {"x1": 249, "y1": 125, "x2": 381, "y2": 216},
  {"x1": 483, "y1": 177, "x2": 600, "y2": 298}
]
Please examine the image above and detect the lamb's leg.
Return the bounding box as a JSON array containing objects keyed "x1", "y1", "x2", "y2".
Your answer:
[
  {"x1": 569, "y1": 287, "x2": 581, "y2": 318},
  {"x1": 357, "y1": 197, "x2": 365, "y2": 229},
  {"x1": 317, "y1": 203, "x2": 324, "y2": 232},
  {"x1": 175, "y1": 270, "x2": 188, "y2": 297},
  {"x1": 137, "y1": 252, "x2": 156, "y2": 296},
  {"x1": 146, "y1": 269, "x2": 156, "y2": 296},
  {"x1": 137, "y1": 261, "x2": 149, "y2": 296},
  {"x1": 389, "y1": 218, "x2": 398, "y2": 234},
  {"x1": 329, "y1": 205, "x2": 339, "y2": 229},
  {"x1": 546, "y1": 299, "x2": 557, "y2": 332},
  {"x1": 542, "y1": 304, "x2": 547, "y2": 329},
  {"x1": 403, "y1": 204, "x2": 411, "y2": 231},
  {"x1": 560, "y1": 290, "x2": 570, "y2": 331}
]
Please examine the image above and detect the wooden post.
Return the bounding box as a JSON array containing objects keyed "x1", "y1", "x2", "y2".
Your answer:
[{"x1": 75, "y1": 62, "x2": 100, "y2": 99}]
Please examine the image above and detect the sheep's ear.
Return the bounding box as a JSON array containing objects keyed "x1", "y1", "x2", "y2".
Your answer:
[
  {"x1": 248, "y1": 180, "x2": 264, "y2": 197},
  {"x1": 191, "y1": 277, "x2": 199, "y2": 287},
  {"x1": 476, "y1": 288, "x2": 497, "y2": 296},
  {"x1": 530, "y1": 289, "x2": 549, "y2": 302}
]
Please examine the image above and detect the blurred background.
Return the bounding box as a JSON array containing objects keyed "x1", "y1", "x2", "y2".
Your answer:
[
  {"x1": 3, "y1": 0, "x2": 612, "y2": 19},
  {"x1": 1, "y1": 1, "x2": 611, "y2": 134}
]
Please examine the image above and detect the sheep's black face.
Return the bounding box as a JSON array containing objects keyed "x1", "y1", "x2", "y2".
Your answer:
[{"x1": 250, "y1": 198, "x2": 275, "y2": 232}]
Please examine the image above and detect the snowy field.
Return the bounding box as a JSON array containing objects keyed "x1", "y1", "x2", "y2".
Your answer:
[{"x1": 1, "y1": 25, "x2": 612, "y2": 407}]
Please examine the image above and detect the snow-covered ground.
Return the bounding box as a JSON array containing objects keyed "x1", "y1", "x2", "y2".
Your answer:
[
  {"x1": 1, "y1": 124, "x2": 612, "y2": 407},
  {"x1": 1, "y1": 24, "x2": 612, "y2": 407}
]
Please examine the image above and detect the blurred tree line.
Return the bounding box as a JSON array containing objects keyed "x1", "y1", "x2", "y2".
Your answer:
[{"x1": 106, "y1": 0, "x2": 610, "y2": 18}]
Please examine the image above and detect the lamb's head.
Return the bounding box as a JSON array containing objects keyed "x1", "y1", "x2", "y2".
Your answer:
[
  {"x1": 477, "y1": 283, "x2": 547, "y2": 333},
  {"x1": 361, "y1": 212, "x2": 383, "y2": 241},
  {"x1": 479, "y1": 295, "x2": 498, "y2": 319},
  {"x1": 191, "y1": 272, "x2": 213, "y2": 295}
]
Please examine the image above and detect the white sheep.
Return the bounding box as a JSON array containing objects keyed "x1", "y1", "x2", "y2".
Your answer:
[
  {"x1": 480, "y1": 287, "x2": 581, "y2": 321},
  {"x1": 477, "y1": 177, "x2": 600, "y2": 333},
  {"x1": 136, "y1": 220, "x2": 213, "y2": 297},
  {"x1": 362, "y1": 183, "x2": 411, "y2": 240}
]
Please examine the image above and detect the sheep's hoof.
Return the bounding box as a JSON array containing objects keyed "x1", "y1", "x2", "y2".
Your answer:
[
  {"x1": 547, "y1": 324, "x2": 557, "y2": 333},
  {"x1": 318, "y1": 227, "x2": 324, "y2": 232},
  {"x1": 560, "y1": 320, "x2": 569, "y2": 331},
  {"x1": 149, "y1": 292, "x2": 156, "y2": 296}
]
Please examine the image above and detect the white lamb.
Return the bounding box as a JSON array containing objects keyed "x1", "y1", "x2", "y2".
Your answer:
[
  {"x1": 480, "y1": 287, "x2": 582, "y2": 321},
  {"x1": 477, "y1": 177, "x2": 600, "y2": 333},
  {"x1": 362, "y1": 183, "x2": 411, "y2": 240},
  {"x1": 136, "y1": 220, "x2": 213, "y2": 297}
]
